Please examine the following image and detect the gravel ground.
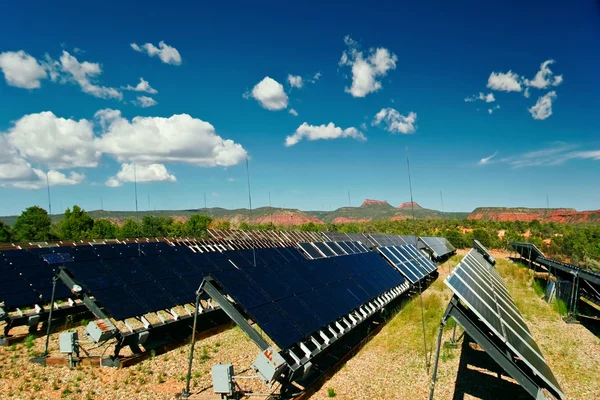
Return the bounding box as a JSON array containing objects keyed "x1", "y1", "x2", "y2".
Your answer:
[{"x1": 0, "y1": 253, "x2": 598, "y2": 400}]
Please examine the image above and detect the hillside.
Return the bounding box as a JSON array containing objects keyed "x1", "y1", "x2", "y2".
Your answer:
[
  {"x1": 468, "y1": 207, "x2": 600, "y2": 223},
  {"x1": 3, "y1": 202, "x2": 600, "y2": 227}
]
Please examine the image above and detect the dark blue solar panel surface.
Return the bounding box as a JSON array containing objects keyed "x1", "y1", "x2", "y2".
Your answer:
[{"x1": 298, "y1": 243, "x2": 323, "y2": 259}]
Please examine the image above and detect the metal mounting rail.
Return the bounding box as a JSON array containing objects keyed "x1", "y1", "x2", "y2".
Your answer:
[
  {"x1": 429, "y1": 295, "x2": 562, "y2": 400},
  {"x1": 199, "y1": 277, "x2": 270, "y2": 351}
]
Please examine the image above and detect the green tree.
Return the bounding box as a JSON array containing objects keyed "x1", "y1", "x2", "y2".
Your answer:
[
  {"x1": 472, "y1": 228, "x2": 492, "y2": 248},
  {"x1": 212, "y1": 220, "x2": 231, "y2": 230},
  {"x1": 13, "y1": 206, "x2": 52, "y2": 241},
  {"x1": 90, "y1": 219, "x2": 118, "y2": 239},
  {"x1": 120, "y1": 218, "x2": 141, "y2": 238},
  {"x1": 185, "y1": 214, "x2": 212, "y2": 237},
  {"x1": 142, "y1": 216, "x2": 173, "y2": 237},
  {"x1": 57, "y1": 205, "x2": 94, "y2": 240},
  {"x1": 0, "y1": 220, "x2": 12, "y2": 242}
]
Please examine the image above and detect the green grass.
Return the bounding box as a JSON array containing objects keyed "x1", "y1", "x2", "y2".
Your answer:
[
  {"x1": 554, "y1": 298, "x2": 568, "y2": 316},
  {"x1": 24, "y1": 335, "x2": 35, "y2": 350},
  {"x1": 328, "y1": 387, "x2": 336, "y2": 397},
  {"x1": 532, "y1": 278, "x2": 546, "y2": 297}
]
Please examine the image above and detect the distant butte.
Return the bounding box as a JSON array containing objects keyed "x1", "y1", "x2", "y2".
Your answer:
[
  {"x1": 361, "y1": 199, "x2": 391, "y2": 207},
  {"x1": 398, "y1": 201, "x2": 423, "y2": 209}
]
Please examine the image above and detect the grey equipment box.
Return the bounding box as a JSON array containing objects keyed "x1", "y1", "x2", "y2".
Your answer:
[
  {"x1": 84, "y1": 319, "x2": 118, "y2": 343},
  {"x1": 59, "y1": 331, "x2": 78, "y2": 353},
  {"x1": 212, "y1": 363, "x2": 234, "y2": 395},
  {"x1": 252, "y1": 347, "x2": 287, "y2": 384}
]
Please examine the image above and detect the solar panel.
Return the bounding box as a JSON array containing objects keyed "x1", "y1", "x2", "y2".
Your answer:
[
  {"x1": 445, "y1": 249, "x2": 564, "y2": 399},
  {"x1": 298, "y1": 242, "x2": 324, "y2": 259},
  {"x1": 419, "y1": 236, "x2": 455, "y2": 259},
  {"x1": 210, "y1": 252, "x2": 406, "y2": 350},
  {"x1": 325, "y1": 242, "x2": 346, "y2": 255},
  {"x1": 312, "y1": 242, "x2": 336, "y2": 257}
]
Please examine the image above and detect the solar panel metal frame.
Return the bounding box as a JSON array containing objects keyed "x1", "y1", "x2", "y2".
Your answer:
[{"x1": 444, "y1": 249, "x2": 565, "y2": 400}]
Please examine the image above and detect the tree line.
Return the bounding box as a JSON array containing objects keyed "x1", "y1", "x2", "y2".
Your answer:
[{"x1": 1, "y1": 205, "x2": 599, "y2": 272}]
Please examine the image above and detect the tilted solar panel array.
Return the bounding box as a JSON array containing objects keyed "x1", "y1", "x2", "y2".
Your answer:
[
  {"x1": 377, "y1": 245, "x2": 437, "y2": 283},
  {"x1": 445, "y1": 249, "x2": 564, "y2": 399},
  {"x1": 366, "y1": 234, "x2": 417, "y2": 247},
  {"x1": 419, "y1": 236, "x2": 456, "y2": 259},
  {"x1": 510, "y1": 242, "x2": 545, "y2": 263},
  {"x1": 297, "y1": 241, "x2": 369, "y2": 259},
  {"x1": 210, "y1": 251, "x2": 407, "y2": 350}
]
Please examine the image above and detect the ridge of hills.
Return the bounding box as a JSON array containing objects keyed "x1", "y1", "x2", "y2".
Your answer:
[{"x1": 1, "y1": 200, "x2": 599, "y2": 226}]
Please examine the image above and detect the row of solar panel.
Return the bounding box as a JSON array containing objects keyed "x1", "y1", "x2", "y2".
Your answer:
[
  {"x1": 298, "y1": 241, "x2": 369, "y2": 259},
  {"x1": 419, "y1": 236, "x2": 456, "y2": 259},
  {"x1": 445, "y1": 249, "x2": 563, "y2": 398},
  {"x1": 211, "y1": 251, "x2": 407, "y2": 350},
  {"x1": 377, "y1": 245, "x2": 437, "y2": 283}
]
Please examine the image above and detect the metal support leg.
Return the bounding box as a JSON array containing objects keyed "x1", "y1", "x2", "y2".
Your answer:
[
  {"x1": 43, "y1": 276, "x2": 58, "y2": 357},
  {"x1": 181, "y1": 291, "x2": 201, "y2": 399},
  {"x1": 429, "y1": 303, "x2": 451, "y2": 400}
]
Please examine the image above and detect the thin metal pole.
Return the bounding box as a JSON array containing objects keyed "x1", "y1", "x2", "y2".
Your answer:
[
  {"x1": 440, "y1": 191, "x2": 444, "y2": 213},
  {"x1": 428, "y1": 319, "x2": 446, "y2": 400},
  {"x1": 134, "y1": 162, "x2": 141, "y2": 256},
  {"x1": 182, "y1": 292, "x2": 201, "y2": 398},
  {"x1": 406, "y1": 148, "x2": 429, "y2": 373},
  {"x1": 46, "y1": 171, "x2": 52, "y2": 216},
  {"x1": 42, "y1": 275, "x2": 58, "y2": 357},
  {"x1": 246, "y1": 158, "x2": 256, "y2": 267},
  {"x1": 348, "y1": 190, "x2": 351, "y2": 207},
  {"x1": 204, "y1": 192, "x2": 207, "y2": 211}
]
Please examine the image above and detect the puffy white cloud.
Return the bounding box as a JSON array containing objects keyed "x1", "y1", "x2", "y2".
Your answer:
[
  {"x1": 105, "y1": 177, "x2": 121, "y2": 187},
  {"x1": 288, "y1": 108, "x2": 298, "y2": 116},
  {"x1": 105, "y1": 163, "x2": 176, "y2": 187},
  {"x1": 339, "y1": 35, "x2": 397, "y2": 97},
  {"x1": 528, "y1": 91, "x2": 557, "y2": 120},
  {"x1": 94, "y1": 109, "x2": 247, "y2": 166},
  {"x1": 287, "y1": 75, "x2": 303, "y2": 88},
  {"x1": 478, "y1": 152, "x2": 498, "y2": 165},
  {"x1": 56, "y1": 51, "x2": 122, "y2": 99},
  {"x1": 524, "y1": 60, "x2": 563, "y2": 89},
  {"x1": 123, "y1": 77, "x2": 157, "y2": 94},
  {"x1": 487, "y1": 104, "x2": 501, "y2": 114},
  {"x1": 136, "y1": 96, "x2": 158, "y2": 108},
  {"x1": 487, "y1": 70, "x2": 522, "y2": 92},
  {"x1": 464, "y1": 92, "x2": 495, "y2": 103},
  {"x1": 0, "y1": 136, "x2": 38, "y2": 183},
  {"x1": 131, "y1": 41, "x2": 182, "y2": 65},
  {"x1": 0, "y1": 50, "x2": 47, "y2": 89},
  {"x1": 372, "y1": 108, "x2": 417, "y2": 134},
  {"x1": 5, "y1": 111, "x2": 99, "y2": 169},
  {"x1": 245, "y1": 77, "x2": 288, "y2": 111},
  {"x1": 10, "y1": 169, "x2": 85, "y2": 190},
  {"x1": 285, "y1": 122, "x2": 366, "y2": 147}
]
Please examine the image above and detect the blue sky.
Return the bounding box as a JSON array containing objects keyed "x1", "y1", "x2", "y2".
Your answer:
[{"x1": 0, "y1": 0, "x2": 599, "y2": 216}]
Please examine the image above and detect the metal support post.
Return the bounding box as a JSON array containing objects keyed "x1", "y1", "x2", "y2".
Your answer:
[
  {"x1": 43, "y1": 275, "x2": 58, "y2": 356},
  {"x1": 181, "y1": 290, "x2": 201, "y2": 398},
  {"x1": 429, "y1": 299, "x2": 453, "y2": 400}
]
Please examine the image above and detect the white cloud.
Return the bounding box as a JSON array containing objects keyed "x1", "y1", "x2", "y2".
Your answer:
[
  {"x1": 288, "y1": 108, "x2": 298, "y2": 116},
  {"x1": 528, "y1": 91, "x2": 557, "y2": 120},
  {"x1": 339, "y1": 35, "x2": 397, "y2": 97},
  {"x1": 123, "y1": 77, "x2": 157, "y2": 94},
  {"x1": 495, "y1": 143, "x2": 600, "y2": 168},
  {"x1": 464, "y1": 92, "x2": 495, "y2": 103},
  {"x1": 312, "y1": 72, "x2": 321, "y2": 81},
  {"x1": 227, "y1": 177, "x2": 236, "y2": 183},
  {"x1": 131, "y1": 41, "x2": 182, "y2": 65},
  {"x1": 285, "y1": 122, "x2": 366, "y2": 147},
  {"x1": 11, "y1": 169, "x2": 85, "y2": 190},
  {"x1": 0, "y1": 136, "x2": 38, "y2": 184},
  {"x1": 287, "y1": 75, "x2": 303, "y2": 88},
  {"x1": 5, "y1": 111, "x2": 99, "y2": 169},
  {"x1": 136, "y1": 96, "x2": 158, "y2": 108},
  {"x1": 524, "y1": 87, "x2": 530, "y2": 98},
  {"x1": 245, "y1": 77, "x2": 288, "y2": 111},
  {"x1": 360, "y1": 122, "x2": 368, "y2": 131},
  {"x1": 105, "y1": 177, "x2": 121, "y2": 187},
  {"x1": 487, "y1": 70, "x2": 522, "y2": 92},
  {"x1": 372, "y1": 108, "x2": 417, "y2": 134},
  {"x1": 0, "y1": 50, "x2": 47, "y2": 89},
  {"x1": 56, "y1": 51, "x2": 122, "y2": 99},
  {"x1": 106, "y1": 163, "x2": 176, "y2": 186},
  {"x1": 487, "y1": 104, "x2": 501, "y2": 114},
  {"x1": 524, "y1": 60, "x2": 563, "y2": 89},
  {"x1": 479, "y1": 152, "x2": 498, "y2": 165},
  {"x1": 94, "y1": 109, "x2": 247, "y2": 166}
]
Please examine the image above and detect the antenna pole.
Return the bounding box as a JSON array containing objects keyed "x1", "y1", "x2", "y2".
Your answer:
[
  {"x1": 204, "y1": 192, "x2": 207, "y2": 211},
  {"x1": 406, "y1": 147, "x2": 429, "y2": 374},
  {"x1": 101, "y1": 197, "x2": 104, "y2": 211},
  {"x1": 134, "y1": 162, "x2": 141, "y2": 256},
  {"x1": 440, "y1": 191, "x2": 444, "y2": 213},
  {"x1": 46, "y1": 171, "x2": 52, "y2": 216},
  {"x1": 348, "y1": 190, "x2": 351, "y2": 207},
  {"x1": 269, "y1": 191, "x2": 272, "y2": 227},
  {"x1": 246, "y1": 158, "x2": 256, "y2": 267}
]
